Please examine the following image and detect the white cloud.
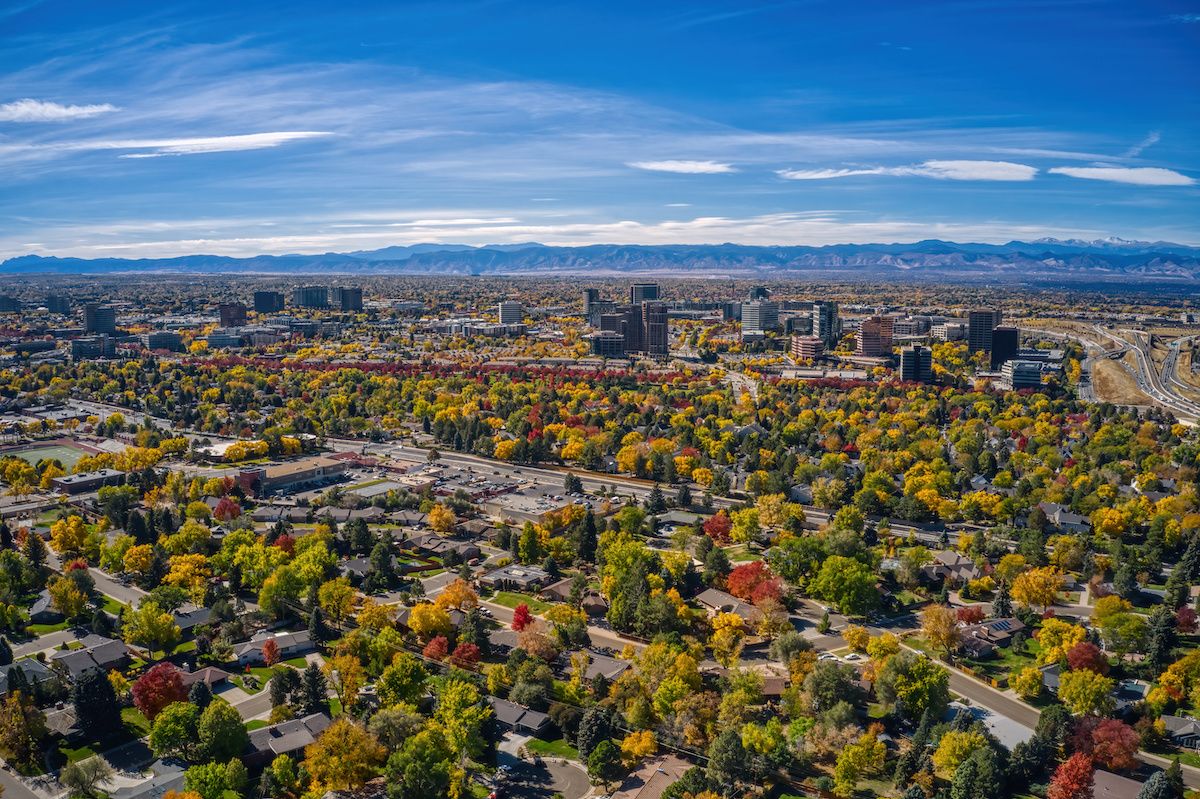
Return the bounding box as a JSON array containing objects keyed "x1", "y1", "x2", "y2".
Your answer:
[
  {"x1": 0, "y1": 98, "x2": 118, "y2": 122},
  {"x1": 778, "y1": 159, "x2": 1036, "y2": 181},
  {"x1": 1048, "y1": 166, "x2": 1194, "y2": 186},
  {"x1": 112, "y1": 131, "x2": 333, "y2": 157},
  {"x1": 1122, "y1": 131, "x2": 1161, "y2": 158},
  {"x1": 627, "y1": 160, "x2": 736, "y2": 174}
]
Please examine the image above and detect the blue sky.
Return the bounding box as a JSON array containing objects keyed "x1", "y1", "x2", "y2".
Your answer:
[{"x1": 1, "y1": 0, "x2": 1198, "y2": 258}]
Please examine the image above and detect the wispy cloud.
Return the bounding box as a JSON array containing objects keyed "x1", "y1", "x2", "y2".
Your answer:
[
  {"x1": 1048, "y1": 166, "x2": 1194, "y2": 186},
  {"x1": 0, "y1": 98, "x2": 118, "y2": 122},
  {"x1": 112, "y1": 131, "x2": 334, "y2": 157},
  {"x1": 628, "y1": 159, "x2": 737, "y2": 174},
  {"x1": 1122, "y1": 130, "x2": 1161, "y2": 158},
  {"x1": 1169, "y1": 13, "x2": 1200, "y2": 22},
  {"x1": 778, "y1": 159, "x2": 1037, "y2": 181}
]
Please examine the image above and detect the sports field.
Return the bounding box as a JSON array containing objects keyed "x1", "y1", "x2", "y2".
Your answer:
[{"x1": 7, "y1": 444, "x2": 85, "y2": 470}]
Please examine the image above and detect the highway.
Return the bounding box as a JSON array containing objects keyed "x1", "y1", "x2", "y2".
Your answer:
[{"x1": 1095, "y1": 327, "x2": 1200, "y2": 421}]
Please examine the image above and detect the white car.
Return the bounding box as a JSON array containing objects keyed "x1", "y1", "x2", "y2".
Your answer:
[
  {"x1": 842, "y1": 653, "x2": 865, "y2": 662},
  {"x1": 818, "y1": 652, "x2": 840, "y2": 661}
]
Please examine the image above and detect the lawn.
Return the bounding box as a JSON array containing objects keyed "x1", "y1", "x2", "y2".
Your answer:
[
  {"x1": 490, "y1": 591, "x2": 551, "y2": 613},
  {"x1": 26, "y1": 620, "x2": 71, "y2": 636},
  {"x1": 121, "y1": 707, "x2": 151, "y2": 736},
  {"x1": 527, "y1": 737, "x2": 579, "y2": 760},
  {"x1": 960, "y1": 640, "x2": 1042, "y2": 685},
  {"x1": 245, "y1": 720, "x2": 270, "y2": 731},
  {"x1": 101, "y1": 596, "x2": 127, "y2": 615},
  {"x1": 722, "y1": 544, "x2": 760, "y2": 562},
  {"x1": 58, "y1": 743, "x2": 98, "y2": 765}
]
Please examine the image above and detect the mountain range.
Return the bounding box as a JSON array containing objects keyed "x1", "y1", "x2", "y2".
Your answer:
[{"x1": 4, "y1": 238, "x2": 1200, "y2": 281}]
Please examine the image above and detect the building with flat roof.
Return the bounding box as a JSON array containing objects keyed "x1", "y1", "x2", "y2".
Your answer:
[
  {"x1": 83, "y1": 304, "x2": 117, "y2": 335},
  {"x1": 497, "y1": 300, "x2": 524, "y2": 324},
  {"x1": 741, "y1": 301, "x2": 779, "y2": 334},
  {"x1": 292, "y1": 285, "x2": 329, "y2": 308},
  {"x1": 254, "y1": 291, "x2": 286, "y2": 314},
  {"x1": 968, "y1": 308, "x2": 1002, "y2": 353},
  {"x1": 218, "y1": 303, "x2": 248, "y2": 327},
  {"x1": 899, "y1": 344, "x2": 933, "y2": 383},
  {"x1": 630, "y1": 283, "x2": 659, "y2": 304},
  {"x1": 332, "y1": 287, "x2": 363, "y2": 312},
  {"x1": 813, "y1": 301, "x2": 841, "y2": 347},
  {"x1": 856, "y1": 314, "x2": 895, "y2": 357},
  {"x1": 241, "y1": 456, "x2": 347, "y2": 495},
  {"x1": 71, "y1": 335, "x2": 116, "y2": 360},
  {"x1": 991, "y1": 326, "x2": 1019, "y2": 369},
  {"x1": 46, "y1": 295, "x2": 71, "y2": 315},
  {"x1": 51, "y1": 469, "x2": 126, "y2": 495},
  {"x1": 790, "y1": 334, "x2": 824, "y2": 362},
  {"x1": 587, "y1": 331, "x2": 626, "y2": 358},
  {"x1": 480, "y1": 564, "x2": 551, "y2": 592},
  {"x1": 1001, "y1": 359, "x2": 1044, "y2": 390},
  {"x1": 143, "y1": 331, "x2": 183, "y2": 352}
]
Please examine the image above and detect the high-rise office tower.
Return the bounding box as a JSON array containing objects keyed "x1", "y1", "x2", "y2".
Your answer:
[
  {"x1": 254, "y1": 291, "x2": 286, "y2": 314},
  {"x1": 641, "y1": 301, "x2": 669, "y2": 357},
  {"x1": 335, "y1": 287, "x2": 363, "y2": 312},
  {"x1": 292, "y1": 286, "x2": 329, "y2": 308},
  {"x1": 968, "y1": 308, "x2": 1003, "y2": 353},
  {"x1": 790, "y1": 335, "x2": 824, "y2": 362},
  {"x1": 990, "y1": 326, "x2": 1019, "y2": 369},
  {"x1": 583, "y1": 288, "x2": 600, "y2": 317},
  {"x1": 630, "y1": 283, "x2": 659, "y2": 304},
  {"x1": 856, "y1": 315, "x2": 895, "y2": 357},
  {"x1": 219, "y1": 303, "x2": 248, "y2": 327},
  {"x1": 84, "y1": 304, "x2": 117, "y2": 335},
  {"x1": 900, "y1": 345, "x2": 933, "y2": 383},
  {"x1": 741, "y1": 301, "x2": 779, "y2": 334},
  {"x1": 46, "y1": 295, "x2": 71, "y2": 315},
  {"x1": 812, "y1": 301, "x2": 841, "y2": 347},
  {"x1": 497, "y1": 301, "x2": 524, "y2": 324}
]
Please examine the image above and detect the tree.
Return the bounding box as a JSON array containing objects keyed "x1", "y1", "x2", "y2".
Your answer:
[
  {"x1": 621, "y1": 730, "x2": 657, "y2": 766},
  {"x1": 300, "y1": 662, "x2": 328, "y2": 714},
  {"x1": 1011, "y1": 666, "x2": 1044, "y2": 700},
  {"x1": 835, "y1": 731, "x2": 886, "y2": 797},
  {"x1": 385, "y1": 727, "x2": 454, "y2": 799},
  {"x1": 49, "y1": 515, "x2": 89, "y2": 556},
  {"x1": 811, "y1": 555, "x2": 878, "y2": 615},
  {"x1": 706, "y1": 728, "x2": 749, "y2": 791},
  {"x1": 1058, "y1": 669, "x2": 1115, "y2": 716},
  {"x1": 432, "y1": 679, "x2": 490, "y2": 762},
  {"x1": 0, "y1": 690, "x2": 46, "y2": 769},
  {"x1": 709, "y1": 612, "x2": 747, "y2": 668},
  {"x1": 1082, "y1": 718, "x2": 1139, "y2": 772},
  {"x1": 1047, "y1": 753, "x2": 1094, "y2": 799},
  {"x1": 302, "y1": 718, "x2": 386, "y2": 794},
  {"x1": 1066, "y1": 642, "x2": 1109, "y2": 674},
  {"x1": 188, "y1": 680, "x2": 213, "y2": 712},
  {"x1": 72, "y1": 669, "x2": 119, "y2": 739},
  {"x1": 1012, "y1": 567, "x2": 1063, "y2": 613},
  {"x1": 876, "y1": 651, "x2": 950, "y2": 722},
  {"x1": 199, "y1": 700, "x2": 248, "y2": 762},
  {"x1": 588, "y1": 739, "x2": 624, "y2": 791},
  {"x1": 921, "y1": 604, "x2": 961, "y2": 659},
  {"x1": 511, "y1": 603, "x2": 534, "y2": 632},
  {"x1": 952, "y1": 747, "x2": 1004, "y2": 799},
  {"x1": 434, "y1": 578, "x2": 478, "y2": 612},
  {"x1": 933, "y1": 730, "x2": 989, "y2": 777},
  {"x1": 60, "y1": 757, "x2": 114, "y2": 799},
  {"x1": 150, "y1": 701, "x2": 201, "y2": 761},
  {"x1": 408, "y1": 602, "x2": 452, "y2": 641},
  {"x1": 377, "y1": 653, "x2": 428, "y2": 708},
  {"x1": 48, "y1": 575, "x2": 89, "y2": 620},
  {"x1": 318, "y1": 577, "x2": 357, "y2": 627},
  {"x1": 1137, "y1": 772, "x2": 1172, "y2": 799},
  {"x1": 132, "y1": 662, "x2": 187, "y2": 721},
  {"x1": 184, "y1": 760, "x2": 245, "y2": 799},
  {"x1": 123, "y1": 600, "x2": 181, "y2": 657},
  {"x1": 577, "y1": 705, "x2": 611, "y2": 760}
]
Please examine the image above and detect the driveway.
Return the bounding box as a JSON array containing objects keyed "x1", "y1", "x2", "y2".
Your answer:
[{"x1": 495, "y1": 733, "x2": 589, "y2": 799}]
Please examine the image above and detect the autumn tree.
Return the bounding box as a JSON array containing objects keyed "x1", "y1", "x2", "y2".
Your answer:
[
  {"x1": 1058, "y1": 669, "x2": 1115, "y2": 716},
  {"x1": 1012, "y1": 567, "x2": 1063, "y2": 613},
  {"x1": 132, "y1": 663, "x2": 187, "y2": 721},
  {"x1": 511, "y1": 603, "x2": 534, "y2": 632},
  {"x1": 302, "y1": 719, "x2": 386, "y2": 794},
  {"x1": 921, "y1": 604, "x2": 961, "y2": 660},
  {"x1": 1047, "y1": 753, "x2": 1094, "y2": 799}
]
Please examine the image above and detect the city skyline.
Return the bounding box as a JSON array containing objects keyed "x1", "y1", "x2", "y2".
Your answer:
[{"x1": 2, "y1": 0, "x2": 1199, "y2": 260}]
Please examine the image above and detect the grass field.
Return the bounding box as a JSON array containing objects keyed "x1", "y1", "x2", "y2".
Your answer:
[
  {"x1": 527, "y1": 737, "x2": 579, "y2": 760},
  {"x1": 490, "y1": 591, "x2": 551, "y2": 613},
  {"x1": 8, "y1": 443, "x2": 86, "y2": 469},
  {"x1": 1093, "y1": 358, "x2": 1150, "y2": 406}
]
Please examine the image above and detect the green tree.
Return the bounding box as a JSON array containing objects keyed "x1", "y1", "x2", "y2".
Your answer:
[
  {"x1": 877, "y1": 651, "x2": 951, "y2": 722},
  {"x1": 587, "y1": 739, "x2": 624, "y2": 791},
  {"x1": 149, "y1": 701, "x2": 201, "y2": 761},
  {"x1": 198, "y1": 700, "x2": 248, "y2": 762},
  {"x1": 385, "y1": 727, "x2": 455, "y2": 799},
  {"x1": 71, "y1": 669, "x2": 119, "y2": 740},
  {"x1": 377, "y1": 653, "x2": 428, "y2": 708},
  {"x1": 810, "y1": 555, "x2": 878, "y2": 615},
  {"x1": 1058, "y1": 669, "x2": 1115, "y2": 716},
  {"x1": 60, "y1": 757, "x2": 114, "y2": 799},
  {"x1": 122, "y1": 600, "x2": 181, "y2": 657}
]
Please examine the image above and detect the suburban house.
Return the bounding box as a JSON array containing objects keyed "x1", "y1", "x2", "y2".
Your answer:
[
  {"x1": 922, "y1": 550, "x2": 981, "y2": 584},
  {"x1": 959, "y1": 618, "x2": 1026, "y2": 658},
  {"x1": 50, "y1": 634, "x2": 132, "y2": 681},
  {"x1": 610, "y1": 754, "x2": 693, "y2": 799},
  {"x1": 1037, "y1": 502, "x2": 1092, "y2": 534},
  {"x1": 694, "y1": 588, "x2": 762, "y2": 626},
  {"x1": 404, "y1": 533, "x2": 481, "y2": 563},
  {"x1": 539, "y1": 577, "x2": 608, "y2": 616},
  {"x1": 29, "y1": 589, "x2": 63, "y2": 625},
  {"x1": 180, "y1": 666, "x2": 233, "y2": 691},
  {"x1": 1093, "y1": 770, "x2": 1144, "y2": 799},
  {"x1": 1161, "y1": 715, "x2": 1200, "y2": 749},
  {"x1": 478, "y1": 564, "x2": 551, "y2": 592},
  {"x1": 234, "y1": 630, "x2": 314, "y2": 666},
  {"x1": 0, "y1": 659, "x2": 56, "y2": 694},
  {"x1": 172, "y1": 604, "x2": 213, "y2": 633},
  {"x1": 246, "y1": 712, "x2": 332, "y2": 767},
  {"x1": 487, "y1": 696, "x2": 551, "y2": 736},
  {"x1": 396, "y1": 605, "x2": 465, "y2": 632}
]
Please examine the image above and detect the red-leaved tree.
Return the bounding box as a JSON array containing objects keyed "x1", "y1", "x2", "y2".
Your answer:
[
  {"x1": 727, "y1": 561, "x2": 774, "y2": 600},
  {"x1": 261, "y1": 638, "x2": 280, "y2": 666},
  {"x1": 956, "y1": 606, "x2": 986, "y2": 625},
  {"x1": 423, "y1": 635, "x2": 449, "y2": 661},
  {"x1": 1072, "y1": 718, "x2": 1139, "y2": 772},
  {"x1": 449, "y1": 642, "x2": 482, "y2": 669},
  {"x1": 1066, "y1": 642, "x2": 1109, "y2": 675},
  {"x1": 1048, "y1": 753, "x2": 1095, "y2": 799},
  {"x1": 703, "y1": 512, "x2": 732, "y2": 543},
  {"x1": 511, "y1": 603, "x2": 533, "y2": 632},
  {"x1": 213, "y1": 497, "x2": 241, "y2": 522},
  {"x1": 132, "y1": 662, "x2": 186, "y2": 721},
  {"x1": 1178, "y1": 606, "x2": 1198, "y2": 634}
]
